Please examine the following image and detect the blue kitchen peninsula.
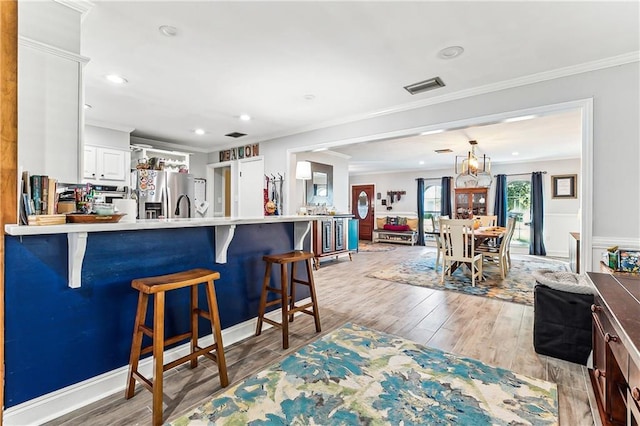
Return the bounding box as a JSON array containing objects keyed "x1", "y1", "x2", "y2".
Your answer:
[{"x1": 3, "y1": 216, "x2": 317, "y2": 419}]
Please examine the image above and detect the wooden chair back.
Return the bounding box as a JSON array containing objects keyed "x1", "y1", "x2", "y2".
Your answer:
[
  {"x1": 497, "y1": 217, "x2": 516, "y2": 257},
  {"x1": 440, "y1": 218, "x2": 476, "y2": 261},
  {"x1": 475, "y1": 215, "x2": 497, "y2": 227}
]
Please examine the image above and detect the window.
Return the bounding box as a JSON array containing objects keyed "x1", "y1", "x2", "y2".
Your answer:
[
  {"x1": 507, "y1": 180, "x2": 531, "y2": 246},
  {"x1": 423, "y1": 184, "x2": 442, "y2": 231}
]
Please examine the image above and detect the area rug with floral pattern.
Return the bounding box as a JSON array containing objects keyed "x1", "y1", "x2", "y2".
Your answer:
[
  {"x1": 170, "y1": 323, "x2": 557, "y2": 425},
  {"x1": 367, "y1": 253, "x2": 568, "y2": 305}
]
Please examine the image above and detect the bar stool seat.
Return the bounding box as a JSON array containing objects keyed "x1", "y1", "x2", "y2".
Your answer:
[
  {"x1": 125, "y1": 268, "x2": 228, "y2": 426},
  {"x1": 255, "y1": 251, "x2": 321, "y2": 349}
]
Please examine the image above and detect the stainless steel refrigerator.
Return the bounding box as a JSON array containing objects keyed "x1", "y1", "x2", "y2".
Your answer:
[{"x1": 134, "y1": 170, "x2": 195, "y2": 219}]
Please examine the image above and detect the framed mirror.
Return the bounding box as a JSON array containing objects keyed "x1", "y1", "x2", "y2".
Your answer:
[{"x1": 306, "y1": 161, "x2": 333, "y2": 206}]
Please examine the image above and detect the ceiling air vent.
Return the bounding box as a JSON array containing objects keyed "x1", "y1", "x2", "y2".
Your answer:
[
  {"x1": 404, "y1": 77, "x2": 445, "y2": 95},
  {"x1": 435, "y1": 149, "x2": 453, "y2": 154},
  {"x1": 225, "y1": 132, "x2": 247, "y2": 138}
]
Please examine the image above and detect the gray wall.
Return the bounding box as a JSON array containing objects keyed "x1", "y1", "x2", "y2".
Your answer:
[{"x1": 255, "y1": 62, "x2": 639, "y2": 260}]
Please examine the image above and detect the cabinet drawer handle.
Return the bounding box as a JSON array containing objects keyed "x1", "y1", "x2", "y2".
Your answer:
[
  {"x1": 604, "y1": 333, "x2": 618, "y2": 343},
  {"x1": 591, "y1": 304, "x2": 602, "y2": 312},
  {"x1": 594, "y1": 368, "x2": 606, "y2": 379},
  {"x1": 632, "y1": 387, "x2": 640, "y2": 402}
]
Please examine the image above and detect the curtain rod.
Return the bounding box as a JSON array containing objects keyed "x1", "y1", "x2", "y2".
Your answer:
[
  {"x1": 415, "y1": 177, "x2": 449, "y2": 181},
  {"x1": 504, "y1": 171, "x2": 547, "y2": 177}
]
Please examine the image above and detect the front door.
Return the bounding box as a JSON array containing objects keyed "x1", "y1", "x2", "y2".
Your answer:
[{"x1": 351, "y1": 184, "x2": 375, "y2": 241}]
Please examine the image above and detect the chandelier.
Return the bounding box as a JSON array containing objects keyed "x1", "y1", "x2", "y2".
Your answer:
[{"x1": 455, "y1": 140, "x2": 492, "y2": 188}]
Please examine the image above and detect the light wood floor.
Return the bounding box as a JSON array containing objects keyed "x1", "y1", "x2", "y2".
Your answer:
[{"x1": 46, "y1": 245, "x2": 595, "y2": 426}]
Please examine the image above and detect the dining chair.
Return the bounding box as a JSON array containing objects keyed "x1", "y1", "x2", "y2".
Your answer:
[
  {"x1": 474, "y1": 215, "x2": 498, "y2": 249},
  {"x1": 432, "y1": 215, "x2": 449, "y2": 271},
  {"x1": 475, "y1": 217, "x2": 516, "y2": 279},
  {"x1": 475, "y1": 215, "x2": 497, "y2": 227},
  {"x1": 439, "y1": 218, "x2": 483, "y2": 286}
]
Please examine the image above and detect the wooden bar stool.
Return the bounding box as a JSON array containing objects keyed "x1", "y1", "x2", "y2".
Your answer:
[
  {"x1": 255, "y1": 251, "x2": 321, "y2": 349},
  {"x1": 125, "y1": 268, "x2": 229, "y2": 426}
]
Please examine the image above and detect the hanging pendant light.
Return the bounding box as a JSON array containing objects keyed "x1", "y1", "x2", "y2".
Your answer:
[{"x1": 455, "y1": 140, "x2": 492, "y2": 188}]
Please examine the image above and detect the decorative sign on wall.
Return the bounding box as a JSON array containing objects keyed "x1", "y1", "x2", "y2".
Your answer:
[{"x1": 219, "y1": 144, "x2": 260, "y2": 162}]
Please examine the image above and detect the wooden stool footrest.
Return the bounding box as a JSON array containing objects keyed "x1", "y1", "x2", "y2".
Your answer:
[
  {"x1": 290, "y1": 302, "x2": 315, "y2": 315},
  {"x1": 163, "y1": 343, "x2": 220, "y2": 371},
  {"x1": 140, "y1": 331, "x2": 193, "y2": 356},
  {"x1": 291, "y1": 278, "x2": 311, "y2": 286},
  {"x1": 139, "y1": 324, "x2": 153, "y2": 338},
  {"x1": 265, "y1": 299, "x2": 285, "y2": 308},
  {"x1": 195, "y1": 308, "x2": 211, "y2": 321},
  {"x1": 262, "y1": 317, "x2": 282, "y2": 328},
  {"x1": 130, "y1": 371, "x2": 153, "y2": 394}
]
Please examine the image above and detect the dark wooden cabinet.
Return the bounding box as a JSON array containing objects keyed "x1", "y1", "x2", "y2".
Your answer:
[
  {"x1": 588, "y1": 272, "x2": 640, "y2": 426},
  {"x1": 312, "y1": 216, "x2": 352, "y2": 269},
  {"x1": 454, "y1": 187, "x2": 488, "y2": 219}
]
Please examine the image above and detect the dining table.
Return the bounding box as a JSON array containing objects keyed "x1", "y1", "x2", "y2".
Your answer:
[
  {"x1": 426, "y1": 225, "x2": 508, "y2": 277},
  {"x1": 426, "y1": 225, "x2": 507, "y2": 244}
]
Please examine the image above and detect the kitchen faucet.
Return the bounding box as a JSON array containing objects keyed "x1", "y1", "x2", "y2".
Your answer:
[{"x1": 174, "y1": 194, "x2": 191, "y2": 218}]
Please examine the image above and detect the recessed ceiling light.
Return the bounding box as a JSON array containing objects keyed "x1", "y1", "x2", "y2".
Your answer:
[
  {"x1": 83, "y1": 104, "x2": 92, "y2": 109},
  {"x1": 303, "y1": 94, "x2": 316, "y2": 101},
  {"x1": 105, "y1": 74, "x2": 128, "y2": 84},
  {"x1": 194, "y1": 128, "x2": 205, "y2": 135},
  {"x1": 512, "y1": 152, "x2": 520, "y2": 156},
  {"x1": 419, "y1": 161, "x2": 425, "y2": 165},
  {"x1": 504, "y1": 115, "x2": 536, "y2": 123},
  {"x1": 437, "y1": 46, "x2": 464, "y2": 60},
  {"x1": 239, "y1": 114, "x2": 251, "y2": 121},
  {"x1": 159, "y1": 25, "x2": 178, "y2": 37},
  {"x1": 312, "y1": 147, "x2": 328, "y2": 152},
  {"x1": 420, "y1": 129, "x2": 444, "y2": 136}
]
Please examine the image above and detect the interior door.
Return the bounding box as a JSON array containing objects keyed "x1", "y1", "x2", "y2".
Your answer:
[
  {"x1": 352, "y1": 184, "x2": 375, "y2": 241},
  {"x1": 238, "y1": 157, "x2": 265, "y2": 218}
]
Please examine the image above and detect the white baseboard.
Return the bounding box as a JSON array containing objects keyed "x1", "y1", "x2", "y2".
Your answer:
[{"x1": 4, "y1": 307, "x2": 292, "y2": 426}]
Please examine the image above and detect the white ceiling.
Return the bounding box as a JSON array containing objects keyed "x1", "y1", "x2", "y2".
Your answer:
[{"x1": 81, "y1": 1, "x2": 639, "y2": 172}]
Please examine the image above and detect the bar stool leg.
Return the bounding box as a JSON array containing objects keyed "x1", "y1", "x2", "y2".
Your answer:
[
  {"x1": 280, "y1": 263, "x2": 289, "y2": 349},
  {"x1": 255, "y1": 261, "x2": 272, "y2": 336},
  {"x1": 289, "y1": 261, "x2": 297, "y2": 323},
  {"x1": 190, "y1": 285, "x2": 198, "y2": 369},
  {"x1": 205, "y1": 279, "x2": 229, "y2": 387},
  {"x1": 305, "y1": 258, "x2": 322, "y2": 333},
  {"x1": 152, "y1": 291, "x2": 165, "y2": 426},
  {"x1": 125, "y1": 291, "x2": 148, "y2": 399}
]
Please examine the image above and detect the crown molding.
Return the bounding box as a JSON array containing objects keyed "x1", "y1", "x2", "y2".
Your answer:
[
  {"x1": 53, "y1": 0, "x2": 94, "y2": 17},
  {"x1": 19, "y1": 36, "x2": 90, "y2": 64},
  {"x1": 85, "y1": 120, "x2": 135, "y2": 134},
  {"x1": 261, "y1": 51, "x2": 640, "y2": 144},
  {"x1": 130, "y1": 136, "x2": 209, "y2": 154}
]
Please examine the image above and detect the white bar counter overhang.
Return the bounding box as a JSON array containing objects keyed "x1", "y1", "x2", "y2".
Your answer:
[{"x1": 5, "y1": 215, "x2": 318, "y2": 288}]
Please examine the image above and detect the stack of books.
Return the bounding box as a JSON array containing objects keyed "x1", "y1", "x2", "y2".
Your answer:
[{"x1": 20, "y1": 171, "x2": 66, "y2": 225}]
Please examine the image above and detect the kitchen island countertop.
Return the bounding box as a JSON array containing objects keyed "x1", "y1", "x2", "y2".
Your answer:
[{"x1": 5, "y1": 214, "x2": 324, "y2": 236}]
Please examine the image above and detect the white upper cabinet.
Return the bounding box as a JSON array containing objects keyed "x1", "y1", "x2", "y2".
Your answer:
[
  {"x1": 83, "y1": 124, "x2": 134, "y2": 184},
  {"x1": 17, "y1": 1, "x2": 91, "y2": 184},
  {"x1": 83, "y1": 146, "x2": 129, "y2": 183},
  {"x1": 83, "y1": 145, "x2": 97, "y2": 179}
]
